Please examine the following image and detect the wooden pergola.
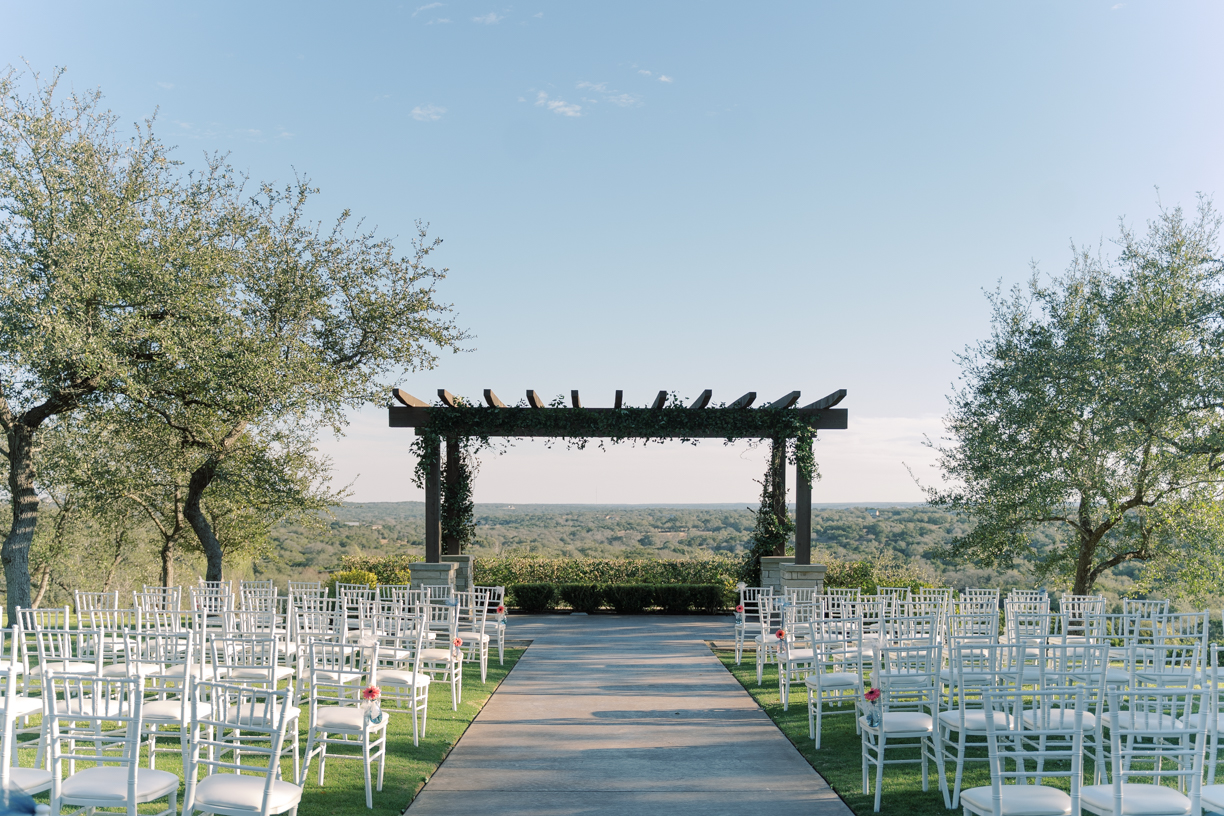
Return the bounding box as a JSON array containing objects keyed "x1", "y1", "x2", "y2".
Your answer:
[{"x1": 388, "y1": 387, "x2": 848, "y2": 565}]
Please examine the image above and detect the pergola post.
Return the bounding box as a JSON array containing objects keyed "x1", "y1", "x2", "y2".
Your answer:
[
  {"x1": 425, "y1": 439, "x2": 442, "y2": 563},
  {"x1": 794, "y1": 438, "x2": 812, "y2": 566},
  {"x1": 443, "y1": 435, "x2": 461, "y2": 555}
]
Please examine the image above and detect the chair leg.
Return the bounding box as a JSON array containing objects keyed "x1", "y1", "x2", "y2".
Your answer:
[
  {"x1": 363, "y1": 737, "x2": 373, "y2": 809},
  {"x1": 874, "y1": 734, "x2": 886, "y2": 812}
]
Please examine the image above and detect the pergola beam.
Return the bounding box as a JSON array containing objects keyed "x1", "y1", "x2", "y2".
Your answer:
[
  {"x1": 484, "y1": 389, "x2": 508, "y2": 408},
  {"x1": 729, "y1": 392, "x2": 756, "y2": 409},
  {"x1": 801, "y1": 389, "x2": 847, "y2": 411},
  {"x1": 763, "y1": 391, "x2": 801, "y2": 410},
  {"x1": 526, "y1": 390, "x2": 546, "y2": 409},
  {"x1": 689, "y1": 389, "x2": 712, "y2": 410},
  {"x1": 389, "y1": 405, "x2": 848, "y2": 435}
]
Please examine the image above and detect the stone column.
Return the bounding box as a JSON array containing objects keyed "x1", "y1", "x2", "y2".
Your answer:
[
  {"x1": 441, "y1": 554, "x2": 474, "y2": 593},
  {"x1": 759, "y1": 555, "x2": 795, "y2": 594},
  {"x1": 409, "y1": 561, "x2": 457, "y2": 590},
  {"x1": 780, "y1": 563, "x2": 827, "y2": 595}
]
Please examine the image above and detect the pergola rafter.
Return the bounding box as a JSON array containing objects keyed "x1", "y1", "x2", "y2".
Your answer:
[{"x1": 389, "y1": 388, "x2": 849, "y2": 565}]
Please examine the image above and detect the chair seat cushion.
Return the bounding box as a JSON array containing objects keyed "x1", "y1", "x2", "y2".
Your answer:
[
  {"x1": 1199, "y1": 784, "x2": 1224, "y2": 813},
  {"x1": 6, "y1": 766, "x2": 52, "y2": 794},
  {"x1": 143, "y1": 699, "x2": 211, "y2": 722},
  {"x1": 31, "y1": 661, "x2": 97, "y2": 675},
  {"x1": 1081, "y1": 783, "x2": 1192, "y2": 815},
  {"x1": 861, "y1": 711, "x2": 932, "y2": 734},
  {"x1": 420, "y1": 648, "x2": 460, "y2": 662},
  {"x1": 54, "y1": 697, "x2": 128, "y2": 717},
  {"x1": 1101, "y1": 711, "x2": 1181, "y2": 731},
  {"x1": 225, "y1": 704, "x2": 300, "y2": 726},
  {"x1": 781, "y1": 648, "x2": 814, "y2": 662},
  {"x1": 1105, "y1": 667, "x2": 1130, "y2": 684},
  {"x1": 311, "y1": 670, "x2": 363, "y2": 684},
  {"x1": 100, "y1": 662, "x2": 163, "y2": 678},
  {"x1": 60, "y1": 766, "x2": 179, "y2": 803},
  {"x1": 939, "y1": 709, "x2": 1017, "y2": 732},
  {"x1": 1179, "y1": 712, "x2": 1224, "y2": 730},
  {"x1": 1021, "y1": 708, "x2": 1096, "y2": 730},
  {"x1": 379, "y1": 669, "x2": 431, "y2": 688},
  {"x1": 314, "y1": 706, "x2": 388, "y2": 732},
  {"x1": 220, "y1": 666, "x2": 295, "y2": 682},
  {"x1": 0, "y1": 661, "x2": 24, "y2": 676},
  {"x1": 960, "y1": 784, "x2": 1072, "y2": 816},
  {"x1": 805, "y1": 672, "x2": 860, "y2": 690},
  {"x1": 192, "y1": 773, "x2": 303, "y2": 810},
  {"x1": 0, "y1": 696, "x2": 43, "y2": 718}
]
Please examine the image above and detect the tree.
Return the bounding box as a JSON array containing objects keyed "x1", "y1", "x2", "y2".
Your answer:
[
  {"x1": 0, "y1": 69, "x2": 236, "y2": 620},
  {"x1": 129, "y1": 179, "x2": 466, "y2": 581},
  {"x1": 926, "y1": 199, "x2": 1224, "y2": 595}
]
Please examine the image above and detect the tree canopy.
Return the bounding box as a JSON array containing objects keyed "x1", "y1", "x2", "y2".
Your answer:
[
  {"x1": 0, "y1": 68, "x2": 466, "y2": 617},
  {"x1": 927, "y1": 198, "x2": 1224, "y2": 596}
]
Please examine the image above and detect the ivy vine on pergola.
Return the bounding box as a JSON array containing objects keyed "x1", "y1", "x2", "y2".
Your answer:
[{"x1": 388, "y1": 387, "x2": 848, "y2": 565}]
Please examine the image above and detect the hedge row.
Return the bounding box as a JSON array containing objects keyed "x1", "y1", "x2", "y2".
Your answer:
[
  {"x1": 336, "y1": 553, "x2": 931, "y2": 595},
  {"x1": 510, "y1": 583, "x2": 726, "y2": 614}
]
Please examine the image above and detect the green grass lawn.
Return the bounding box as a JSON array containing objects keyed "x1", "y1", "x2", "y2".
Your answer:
[
  {"x1": 713, "y1": 649, "x2": 1099, "y2": 816},
  {"x1": 16, "y1": 647, "x2": 525, "y2": 816}
]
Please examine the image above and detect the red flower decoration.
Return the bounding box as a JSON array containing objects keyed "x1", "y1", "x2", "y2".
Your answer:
[
  {"x1": 453, "y1": 636, "x2": 463, "y2": 648},
  {"x1": 361, "y1": 685, "x2": 381, "y2": 701},
  {"x1": 864, "y1": 688, "x2": 881, "y2": 702},
  {"x1": 497, "y1": 605, "x2": 505, "y2": 614},
  {"x1": 735, "y1": 604, "x2": 744, "y2": 613},
  {"x1": 776, "y1": 629, "x2": 785, "y2": 640}
]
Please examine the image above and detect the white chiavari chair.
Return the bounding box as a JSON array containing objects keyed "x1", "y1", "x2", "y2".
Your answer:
[
  {"x1": 183, "y1": 681, "x2": 303, "y2": 816},
  {"x1": 299, "y1": 640, "x2": 387, "y2": 808},
  {"x1": 74, "y1": 590, "x2": 119, "y2": 617},
  {"x1": 860, "y1": 643, "x2": 947, "y2": 812},
  {"x1": 877, "y1": 586, "x2": 911, "y2": 616},
  {"x1": 127, "y1": 629, "x2": 199, "y2": 769},
  {"x1": 475, "y1": 585, "x2": 507, "y2": 664},
  {"x1": 45, "y1": 672, "x2": 179, "y2": 816},
  {"x1": 368, "y1": 610, "x2": 431, "y2": 746},
  {"x1": 419, "y1": 599, "x2": 463, "y2": 710},
  {"x1": 937, "y1": 642, "x2": 1024, "y2": 808},
  {"x1": 805, "y1": 616, "x2": 864, "y2": 749},
  {"x1": 135, "y1": 586, "x2": 182, "y2": 613},
  {"x1": 735, "y1": 586, "x2": 771, "y2": 665},
  {"x1": 1084, "y1": 686, "x2": 1206, "y2": 815},
  {"x1": 755, "y1": 596, "x2": 784, "y2": 686},
  {"x1": 208, "y1": 635, "x2": 300, "y2": 782},
  {"x1": 0, "y1": 628, "x2": 48, "y2": 796},
  {"x1": 960, "y1": 687, "x2": 1088, "y2": 816}
]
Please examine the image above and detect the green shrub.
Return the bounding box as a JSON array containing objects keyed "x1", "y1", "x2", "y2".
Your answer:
[
  {"x1": 603, "y1": 584, "x2": 655, "y2": 614},
  {"x1": 473, "y1": 556, "x2": 742, "y2": 588},
  {"x1": 688, "y1": 584, "x2": 726, "y2": 613},
  {"x1": 655, "y1": 584, "x2": 694, "y2": 614},
  {"x1": 510, "y1": 583, "x2": 556, "y2": 613},
  {"x1": 328, "y1": 569, "x2": 378, "y2": 598},
  {"x1": 558, "y1": 583, "x2": 603, "y2": 614}
]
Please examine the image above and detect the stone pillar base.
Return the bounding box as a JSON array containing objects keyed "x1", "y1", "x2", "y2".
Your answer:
[
  {"x1": 780, "y1": 563, "x2": 828, "y2": 595},
  {"x1": 760, "y1": 556, "x2": 795, "y2": 594},
  {"x1": 441, "y1": 554, "x2": 473, "y2": 593},
  {"x1": 409, "y1": 562, "x2": 457, "y2": 589}
]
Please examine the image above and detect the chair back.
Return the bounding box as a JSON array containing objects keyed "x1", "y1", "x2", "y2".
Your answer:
[
  {"x1": 1156, "y1": 610, "x2": 1210, "y2": 649},
  {"x1": 738, "y1": 587, "x2": 772, "y2": 626},
  {"x1": 306, "y1": 640, "x2": 375, "y2": 705},
  {"x1": 876, "y1": 644, "x2": 940, "y2": 710},
  {"x1": 945, "y1": 611, "x2": 999, "y2": 646},
  {"x1": 208, "y1": 635, "x2": 280, "y2": 686},
  {"x1": 45, "y1": 673, "x2": 144, "y2": 773},
  {"x1": 135, "y1": 586, "x2": 182, "y2": 613},
  {"x1": 882, "y1": 614, "x2": 939, "y2": 648},
  {"x1": 186, "y1": 681, "x2": 297, "y2": 814},
  {"x1": 981, "y1": 687, "x2": 1086, "y2": 810},
  {"x1": 1104, "y1": 686, "x2": 1207, "y2": 810},
  {"x1": 34, "y1": 627, "x2": 104, "y2": 674},
  {"x1": 876, "y1": 586, "x2": 911, "y2": 615},
  {"x1": 74, "y1": 590, "x2": 120, "y2": 616}
]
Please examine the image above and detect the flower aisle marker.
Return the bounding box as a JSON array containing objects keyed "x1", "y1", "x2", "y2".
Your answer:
[
  {"x1": 863, "y1": 687, "x2": 881, "y2": 728},
  {"x1": 361, "y1": 685, "x2": 383, "y2": 725},
  {"x1": 735, "y1": 604, "x2": 744, "y2": 624}
]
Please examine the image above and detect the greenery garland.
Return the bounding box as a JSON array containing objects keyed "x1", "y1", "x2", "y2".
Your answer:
[{"x1": 409, "y1": 395, "x2": 821, "y2": 556}]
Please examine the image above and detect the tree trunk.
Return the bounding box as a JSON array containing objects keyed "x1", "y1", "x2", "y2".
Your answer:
[
  {"x1": 769, "y1": 437, "x2": 788, "y2": 556},
  {"x1": 184, "y1": 458, "x2": 225, "y2": 582},
  {"x1": 30, "y1": 562, "x2": 51, "y2": 609},
  {"x1": 3, "y1": 425, "x2": 38, "y2": 624},
  {"x1": 160, "y1": 535, "x2": 176, "y2": 587}
]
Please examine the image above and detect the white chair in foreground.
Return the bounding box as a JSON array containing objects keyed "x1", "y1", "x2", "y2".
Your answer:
[
  {"x1": 960, "y1": 687, "x2": 1087, "y2": 816},
  {"x1": 859, "y1": 644, "x2": 946, "y2": 812},
  {"x1": 300, "y1": 641, "x2": 387, "y2": 809},
  {"x1": 45, "y1": 673, "x2": 179, "y2": 816},
  {"x1": 0, "y1": 638, "x2": 48, "y2": 796},
  {"x1": 183, "y1": 681, "x2": 303, "y2": 816},
  {"x1": 420, "y1": 600, "x2": 463, "y2": 710},
  {"x1": 370, "y1": 611, "x2": 431, "y2": 746},
  {"x1": 474, "y1": 585, "x2": 507, "y2": 665},
  {"x1": 805, "y1": 617, "x2": 864, "y2": 749},
  {"x1": 1082, "y1": 686, "x2": 1207, "y2": 816}
]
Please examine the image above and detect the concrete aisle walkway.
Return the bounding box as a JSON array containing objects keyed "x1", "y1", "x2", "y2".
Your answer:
[{"x1": 407, "y1": 615, "x2": 852, "y2": 816}]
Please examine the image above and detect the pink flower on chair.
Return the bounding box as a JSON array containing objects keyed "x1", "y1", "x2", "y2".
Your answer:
[
  {"x1": 361, "y1": 685, "x2": 381, "y2": 702},
  {"x1": 496, "y1": 605, "x2": 505, "y2": 614},
  {"x1": 453, "y1": 636, "x2": 463, "y2": 649},
  {"x1": 775, "y1": 629, "x2": 785, "y2": 640},
  {"x1": 864, "y1": 688, "x2": 881, "y2": 702},
  {"x1": 735, "y1": 604, "x2": 744, "y2": 613}
]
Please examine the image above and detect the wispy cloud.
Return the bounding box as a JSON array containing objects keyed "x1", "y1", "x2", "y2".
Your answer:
[
  {"x1": 472, "y1": 11, "x2": 503, "y2": 23},
  {"x1": 638, "y1": 69, "x2": 652, "y2": 77},
  {"x1": 533, "y1": 11, "x2": 543, "y2": 17},
  {"x1": 658, "y1": 75, "x2": 674, "y2": 83},
  {"x1": 157, "y1": 81, "x2": 174, "y2": 90},
  {"x1": 426, "y1": 17, "x2": 451, "y2": 24},
  {"x1": 577, "y1": 81, "x2": 609, "y2": 92},
  {"x1": 411, "y1": 104, "x2": 446, "y2": 121},
  {"x1": 606, "y1": 93, "x2": 641, "y2": 107},
  {"x1": 535, "y1": 91, "x2": 581, "y2": 117},
  {"x1": 413, "y1": 2, "x2": 443, "y2": 15},
  {"x1": 576, "y1": 81, "x2": 642, "y2": 109},
  {"x1": 1111, "y1": 2, "x2": 1126, "y2": 8}
]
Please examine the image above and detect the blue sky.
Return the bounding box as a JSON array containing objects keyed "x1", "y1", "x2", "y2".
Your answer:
[{"x1": 5, "y1": 2, "x2": 1222, "y2": 503}]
